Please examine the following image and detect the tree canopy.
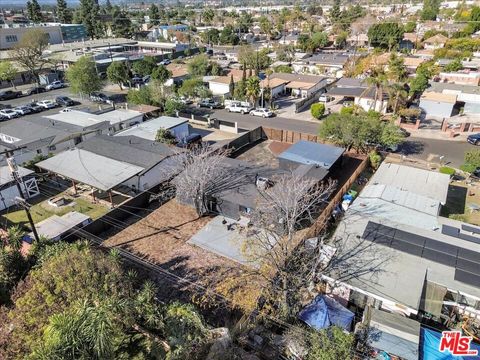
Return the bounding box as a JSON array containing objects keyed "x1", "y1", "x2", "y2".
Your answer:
[
  {"x1": 66, "y1": 56, "x2": 103, "y2": 96},
  {"x1": 367, "y1": 23, "x2": 404, "y2": 49},
  {"x1": 318, "y1": 112, "x2": 405, "y2": 152},
  {"x1": 107, "y1": 61, "x2": 129, "y2": 90}
]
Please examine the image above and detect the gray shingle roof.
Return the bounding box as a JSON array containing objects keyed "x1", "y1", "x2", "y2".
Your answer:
[{"x1": 278, "y1": 140, "x2": 344, "y2": 170}]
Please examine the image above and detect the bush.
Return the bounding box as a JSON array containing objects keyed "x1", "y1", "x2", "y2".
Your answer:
[
  {"x1": 439, "y1": 166, "x2": 456, "y2": 176},
  {"x1": 310, "y1": 103, "x2": 326, "y2": 119},
  {"x1": 340, "y1": 106, "x2": 355, "y2": 115},
  {"x1": 460, "y1": 163, "x2": 477, "y2": 174},
  {"x1": 369, "y1": 151, "x2": 382, "y2": 169}
]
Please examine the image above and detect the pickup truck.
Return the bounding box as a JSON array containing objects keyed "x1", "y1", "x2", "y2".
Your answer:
[
  {"x1": 0, "y1": 90, "x2": 22, "y2": 101},
  {"x1": 225, "y1": 102, "x2": 253, "y2": 114}
]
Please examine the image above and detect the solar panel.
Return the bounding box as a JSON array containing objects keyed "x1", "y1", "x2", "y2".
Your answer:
[
  {"x1": 458, "y1": 233, "x2": 480, "y2": 245},
  {"x1": 422, "y1": 248, "x2": 457, "y2": 267},
  {"x1": 390, "y1": 239, "x2": 424, "y2": 256},
  {"x1": 456, "y1": 258, "x2": 480, "y2": 276},
  {"x1": 461, "y1": 224, "x2": 480, "y2": 235},
  {"x1": 455, "y1": 269, "x2": 480, "y2": 287},
  {"x1": 458, "y1": 248, "x2": 480, "y2": 263},
  {"x1": 442, "y1": 225, "x2": 460, "y2": 237},
  {"x1": 424, "y1": 238, "x2": 458, "y2": 256},
  {"x1": 394, "y1": 229, "x2": 427, "y2": 247}
]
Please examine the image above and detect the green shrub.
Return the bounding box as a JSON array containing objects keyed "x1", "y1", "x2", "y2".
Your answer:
[
  {"x1": 460, "y1": 163, "x2": 477, "y2": 173},
  {"x1": 439, "y1": 166, "x2": 456, "y2": 176},
  {"x1": 340, "y1": 106, "x2": 354, "y2": 115},
  {"x1": 310, "y1": 103, "x2": 326, "y2": 119},
  {"x1": 369, "y1": 151, "x2": 382, "y2": 169},
  {"x1": 449, "y1": 213, "x2": 467, "y2": 222}
]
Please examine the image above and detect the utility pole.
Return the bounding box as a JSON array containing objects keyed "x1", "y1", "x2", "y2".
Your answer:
[{"x1": 4, "y1": 150, "x2": 40, "y2": 242}]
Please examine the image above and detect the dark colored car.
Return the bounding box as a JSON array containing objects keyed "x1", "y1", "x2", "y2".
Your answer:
[
  {"x1": 56, "y1": 96, "x2": 75, "y2": 106},
  {"x1": 26, "y1": 103, "x2": 44, "y2": 113},
  {"x1": 0, "y1": 90, "x2": 22, "y2": 101},
  {"x1": 177, "y1": 133, "x2": 202, "y2": 148},
  {"x1": 23, "y1": 86, "x2": 46, "y2": 96},
  {"x1": 90, "y1": 92, "x2": 110, "y2": 103},
  {"x1": 468, "y1": 133, "x2": 480, "y2": 146}
]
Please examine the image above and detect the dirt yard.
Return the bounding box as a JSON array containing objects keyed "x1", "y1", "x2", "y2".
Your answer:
[{"x1": 103, "y1": 199, "x2": 240, "y2": 299}]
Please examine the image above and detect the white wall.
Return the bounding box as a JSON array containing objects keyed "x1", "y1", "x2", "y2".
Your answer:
[
  {"x1": 0, "y1": 25, "x2": 63, "y2": 50},
  {"x1": 355, "y1": 97, "x2": 388, "y2": 114},
  {"x1": 209, "y1": 82, "x2": 230, "y2": 96}
]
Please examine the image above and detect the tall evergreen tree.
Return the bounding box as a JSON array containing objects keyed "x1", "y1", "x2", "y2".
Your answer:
[
  {"x1": 56, "y1": 0, "x2": 71, "y2": 24},
  {"x1": 330, "y1": 0, "x2": 341, "y2": 22},
  {"x1": 27, "y1": 0, "x2": 42, "y2": 23},
  {"x1": 105, "y1": 0, "x2": 112, "y2": 13},
  {"x1": 79, "y1": 0, "x2": 101, "y2": 38},
  {"x1": 149, "y1": 4, "x2": 160, "y2": 25}
]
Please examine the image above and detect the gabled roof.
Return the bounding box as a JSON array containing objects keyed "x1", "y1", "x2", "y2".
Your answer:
[{"x1": 424, "y1": 34, "x2": 448, "y2": 44}]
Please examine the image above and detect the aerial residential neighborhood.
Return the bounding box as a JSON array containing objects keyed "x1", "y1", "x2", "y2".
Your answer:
[{"x1": 3, "y1": 0, "x2": 480, "y2": 359}]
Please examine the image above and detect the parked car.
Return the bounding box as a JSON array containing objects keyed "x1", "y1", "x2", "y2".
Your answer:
[
  {"x1": 159, "y1": 59, "x2": 171, "y2": 65},
  {"x1": 468, "y1": 133, "x2": 480, "y2": 146},
  {"x1": 90, "y1": 92, "x2": 110, "y2": 103},
  {"x1": 0, "y1": 109, "x2": 19, "y2": 119},
  {"x1": 226, "y1": 102, "x2": 253, "y2": 114},
  {"x1": 0, "y1": 90, "x2": 22, "y2": 101},
  {"x1": 197, "y1": 98, "x2": 222, "y2": 109},
  {"x1": 177, "y1": 133, "x2": 202, "y2": 148},
  {"x1": 142, "y1": 75, "x2": 151, "y2": 84},
  {"x1": 23, "y1": 86, "x2": 46, "y2": 96},
  {"x1": 45, "y1": 81, "x2": 65, "y2": 90},
  {"x1": 27, "y1": 102, "x2": 44, "y2": 113},
  {"x1": 36, "y1": 100, "x2": 58, "y2": 109},
  {"x1": 13, "y1": 105, "x2": 32, "y2": 116},
  {"x1": 56, "y1": 96, "x2": 75, "y2": 106},
  {"x1": 0, "y1": 114, "x2": 7, "y2": 121},
  {"x1": 177, "y1": 96, "x2": 192, "y2": 105},
  {"x1": 131, "y1": 75, "x2": 144, "y2": 85},
  {"x1": 319, "y1": 94, "x2": 332, "y2": 103},
  {"x1": 250, "y1": 108, "x2": 274, "y2": 118}
]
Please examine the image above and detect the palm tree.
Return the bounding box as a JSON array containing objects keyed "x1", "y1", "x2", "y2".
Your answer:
[
  {"x1": 387, "y1": 83, "x2": 409, "y2": 114},
  {"x1": 246, "y1": 77, "x2": 260, "y2": 106},
  {"x1": 363, "y1": 66, "x2": 388, "y2": 112},
  {"x1": 7, "y1": 226, "x2": 24, "y2": 252}
]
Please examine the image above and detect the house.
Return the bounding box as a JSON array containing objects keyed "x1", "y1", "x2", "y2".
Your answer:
[
  {"x1": 208, "y1": 75, "x2": 242, "y2": 97},
  {"x1": 279, "y1": 33, "x2": 299, "y2": 46},
  {"x1": 277, "y1": 140, "x2": 344, "y2": 182},
  {"x1": 31, "y1": 211, "x2": 92, "y2": 242},
  {"x1": 165, "y1": 63, "x2": 189, "y2": 86},
  {"x1": 347, "y1": 33, "x2": 368, "y2": 48},
  {"x1": 293, "y1": 52, "x2": 350, "y2": 78},
  {"x1": 260, "y1": 77, "x2": 289, "y2": 98},
  {"x1": 45, "y1": 108, "x2": 144, "y2": 134},
  {"x1": 269, "y1": 73, "x2": 329, "y2": 98},
  {"x1": 423, "y1": 34, "x2": 448, "y2": 50},
  {"x1": 327, "y1": 77, "x2": 388, "y2": 113},
  {"x1": 0, "y1": 165, "x2": 39, "y2": 211},
  {"x1": 436, "y1": 71, "x2": 480, "y2": 86},
  {"x1": 400, "y1": 33, "x2": 419, "y2": 51},
  {"x1": 0, "y1": 118, "x2": 93, "y2": 165},
  {"x1": 36, "y1": 135, "x2": 177, "y2": 198},
  {"x1": 149, "y1": 24, "x2": 188, "y2": 41},
  {"x1": 419, "y1": 91, "x2": 457, "y2": 118},
  {"x1": 403, "y1": 56, "x2": 426, "y2": 74},
  {"x1": 429, "y1": 81, "x2": 480, "y2": 116},
  {"x1": 115, "y1": 116, "x2": 189, "y2": 142},
  {"x1": 325, "y1": 163, "x2": 480, "y2": 323}
]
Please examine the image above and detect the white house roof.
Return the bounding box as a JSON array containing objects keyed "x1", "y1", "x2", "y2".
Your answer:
[
  {"x1": 115, "y1": 116, "x2": 188, "y2": 141},
  {"x1": 36, "y1": 149, "x2": 144, "y2": 191}
]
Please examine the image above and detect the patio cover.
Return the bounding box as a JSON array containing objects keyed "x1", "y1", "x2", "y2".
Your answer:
[
  {"x1": 298, "y1": 295, "x2": 354, "y2": 331},
  {"x1": 36, "y1": 149, "x2": 144, "y2": 191}
]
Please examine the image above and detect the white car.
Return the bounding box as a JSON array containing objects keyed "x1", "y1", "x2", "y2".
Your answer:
[
  {"x1": 159, "y1": 59, "x2": 171, "y2": 65},
  {"x1": 319, "y1": 94, "x2": 332, "y2": 103},
  {"x1": 45, "y1": 81, "x2": 64, "y2": 90},
  {"x1": 249, "y1": 108, "x2": 274, "y2": 118},
  {"x1": 36, "y1": 100, "x2": 57, "y2": 109},
  {"x1": 226, "y1": 102, "x2": 254, "y2": 114},
  {"x1": 0, "y1": 109, "x2": 19, "y2": 119},
  {"x1": 13, "y1": 105, "x2": 32, "y2": 116}
]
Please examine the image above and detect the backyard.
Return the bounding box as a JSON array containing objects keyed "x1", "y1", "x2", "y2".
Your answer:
[
  {"x1": 441, "y1": 181, "x2": 480, "y2": 225},
  {"x1": 1, "y1": 188, "x2": 109, "y2": 228}
]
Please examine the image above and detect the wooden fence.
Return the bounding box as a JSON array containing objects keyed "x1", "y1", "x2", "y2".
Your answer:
[
  {"x1": 262, "y1": 127, "x2": 320, "y2": 143},
  {"x1": 303, "y1": 155, "x2": 369, "y2": 239}
]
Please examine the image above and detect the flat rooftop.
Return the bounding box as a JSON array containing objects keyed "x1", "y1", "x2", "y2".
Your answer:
[
  {"x1": 278, "y1": 140, "x2": 344, "y2": 170},
  {"x1": 115, "y1": 116, "x2": 188, "y2": 141}
]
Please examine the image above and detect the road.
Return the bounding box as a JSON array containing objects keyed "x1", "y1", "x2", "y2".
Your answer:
[{"x1": 201, "y1": 108, "x2": 473, "y2": 168}]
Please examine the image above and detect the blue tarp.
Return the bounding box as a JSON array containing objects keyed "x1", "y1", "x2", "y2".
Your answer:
[
  {"x1": 420, "y1": 328, "x2": 480, "y2": 360},
  {"x1": 298, "y1": 295, "x2": 354, "y2": 331}
]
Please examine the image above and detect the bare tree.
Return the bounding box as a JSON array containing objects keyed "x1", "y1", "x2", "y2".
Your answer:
[
  {"x1": 9, "y1": 30, "x2": 50, "y2": 85},
  {"x1": 170, "y1": 146, "x2": 259, "y2": 217}
]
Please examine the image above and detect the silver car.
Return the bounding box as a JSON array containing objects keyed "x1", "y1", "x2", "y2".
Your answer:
[
  {"x1": 0, "y1": 109, "x2": 19, "y2": 119},
  {"x1": 14, "y1": 105, "x2": 32, "y2": 116}
]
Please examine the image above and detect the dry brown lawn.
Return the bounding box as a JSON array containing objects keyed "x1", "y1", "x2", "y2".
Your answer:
[{"x1": 103, "y1": 199, "x2": 240, "y2": 289}]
